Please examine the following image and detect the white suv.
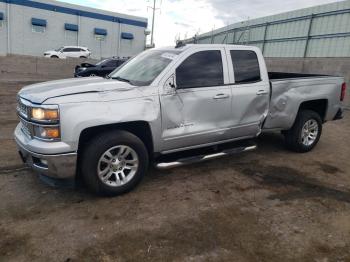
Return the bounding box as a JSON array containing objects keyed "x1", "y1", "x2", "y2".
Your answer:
[{"x1": 44, "y1": 46, "x2": 91, "y2": 59}]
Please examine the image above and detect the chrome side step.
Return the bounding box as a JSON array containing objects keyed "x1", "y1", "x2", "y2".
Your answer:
[{"x1": 155, "y1": 144, "x2": 257, "y2": 170}]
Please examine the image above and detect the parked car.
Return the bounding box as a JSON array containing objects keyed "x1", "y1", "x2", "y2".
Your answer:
[
  {"x1": 44, "y1": 46, "x2": 91, "y2": 59},
  {"x1": 16, "y1": 44, "x2": 346, "y2": 196},
  {"x1": 74, "y1": 57, "x2": 128, "y2": 77}
]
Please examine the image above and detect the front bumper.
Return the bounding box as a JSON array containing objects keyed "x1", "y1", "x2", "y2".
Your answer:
[
  {"x1": 16, "y1": 142, "x2": 77, "y2": 179},
  {"x1": 14, "y1": 124, "x2": 77, "y2": 179}
]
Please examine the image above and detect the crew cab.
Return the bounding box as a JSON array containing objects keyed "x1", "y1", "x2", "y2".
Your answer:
[{"x1": 15, "y1": 44, "x2": 346, "y2": 196}]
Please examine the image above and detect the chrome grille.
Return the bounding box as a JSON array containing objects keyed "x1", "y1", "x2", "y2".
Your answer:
[
  {"x1": 17, "y1": 98, "x2": 29, "y2": 118},
  {"x1": 20, "y1": 118, "x2": 32, "y2": 138}
]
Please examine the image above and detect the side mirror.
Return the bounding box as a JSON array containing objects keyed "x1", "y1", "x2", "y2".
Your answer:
[{"x1": 164, "y1": 74, "x2": 177, "y2": 93}]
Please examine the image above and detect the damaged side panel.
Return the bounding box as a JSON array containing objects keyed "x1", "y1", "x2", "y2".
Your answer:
[
  {"x1": 263, "y1": 77, "x2": 343, "y2": 130},
  {"x1": 55, "y1": 95, "x2": 161, "y2": 152},
  {"x1": 230, "y1": 82, "x2": 270, "y2": 137},
  {"x1": 160, "y1": 86, "x2": 233, "y2": 152}
]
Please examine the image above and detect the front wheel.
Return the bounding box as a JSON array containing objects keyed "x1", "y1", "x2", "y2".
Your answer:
[
  {"x1": 284, "y1": 110, "x2": 322, "y2": 153},
  {"x1": 81, "y1": 130, "x2": 149, "y2": 196}
]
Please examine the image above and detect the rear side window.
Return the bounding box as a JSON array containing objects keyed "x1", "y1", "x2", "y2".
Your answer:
[
  {"x1": 230, "y1": 50, "x2": 261, "y2": 84},
  {"x1": 63, "y1": 48, "x2": 74, "y2": 52},
  {"x1": 176, "y1": 50, "x2": 223, "y2": 88},
  {"x1": 105, "y1": 60, "x2": 118, "y2": 67}
]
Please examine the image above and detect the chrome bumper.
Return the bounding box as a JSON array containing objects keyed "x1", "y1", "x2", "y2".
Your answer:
[{"x1": 16, "y1": 140, "x2": 77, "y2": 179}]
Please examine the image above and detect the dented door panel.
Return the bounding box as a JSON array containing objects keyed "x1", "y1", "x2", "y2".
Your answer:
[
  {"x1": 230, "y1": 81, "x2": 270, "y2": 137},
  {"x1": 160, "y1": 86, "x2": 232, "y2": 151}
]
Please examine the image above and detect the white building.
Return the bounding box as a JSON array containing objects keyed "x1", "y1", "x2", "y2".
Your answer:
[{"x1": 0, "y1": 0, "x2": 148, "y2": 59}]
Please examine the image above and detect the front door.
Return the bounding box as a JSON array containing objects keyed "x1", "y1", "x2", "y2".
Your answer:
[{"x1": 160, "y1": 48, "x2": 233, "y2": 152}]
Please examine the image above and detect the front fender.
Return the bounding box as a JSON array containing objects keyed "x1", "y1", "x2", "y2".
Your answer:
[{"x1": 58, "y1": 97, "x2": 161, "y2": 151}]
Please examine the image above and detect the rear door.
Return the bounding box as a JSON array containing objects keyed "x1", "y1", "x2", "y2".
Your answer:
[
  {"x1": 160, "y1": 48, "x2": 233, "y2": 152},
  {"x1": 226, "y1": 48, "x2": 270, "y2": 138},
  {"x1": 62, "y1": 47, "x2": 76, "y2": 58},
  {"x1": 64, "y1": 48, "x2": 83, "y2": 58}
]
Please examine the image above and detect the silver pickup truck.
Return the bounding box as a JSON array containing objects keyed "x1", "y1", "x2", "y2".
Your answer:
[{"x1": 15, "y1": 44, "x2": 346, "y2": 196}]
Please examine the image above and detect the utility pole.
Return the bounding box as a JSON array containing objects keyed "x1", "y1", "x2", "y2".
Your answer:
[{"x1": 149, "y1": 0, "x2": 157, "y2": 47}]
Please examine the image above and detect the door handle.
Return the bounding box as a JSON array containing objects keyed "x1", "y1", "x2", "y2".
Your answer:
[
  {"x1": 213, "y1": 93, "x2": 229, "y2": 99},
  {"x1": 256, "y1": 90, "x2": 268, "y2": 95}
]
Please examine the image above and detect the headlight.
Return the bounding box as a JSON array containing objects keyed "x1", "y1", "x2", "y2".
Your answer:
[
  {"x1": 31, "y1": 107, "x2": 59, "y2": 122},
  {"x1": 33, "y1": 126, "x2": 60, "y2": 140}
]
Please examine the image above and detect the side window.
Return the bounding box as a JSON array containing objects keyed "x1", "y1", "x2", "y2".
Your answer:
[
  {"x1": 230, "y1": 50, "x2": 261, "y2": 84},
  {"x1": 176, "y1": 50, "x2": 223, "y2": 89},
  {"x1": 105, "y1": 60, "x2": 118, "y2": 67},
  {"x1": 62, "y1": 48, "x2": 71, "y2": 52}
]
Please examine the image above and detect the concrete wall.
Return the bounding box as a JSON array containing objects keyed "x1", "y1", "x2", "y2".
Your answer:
[
  {"x1": 0, "y1": 54, "x2": 97, "y2": 81},
  {"x1": 0, "y1": 0, "x2": 147, "y2": 59},
  {"x1": 265, "y1": 57, "x2": 350, "y2": 107}
]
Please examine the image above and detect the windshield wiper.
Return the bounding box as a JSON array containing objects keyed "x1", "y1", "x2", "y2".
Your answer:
[{"x1": 111, "y1": 76, "x2": 130, "y2": 83}]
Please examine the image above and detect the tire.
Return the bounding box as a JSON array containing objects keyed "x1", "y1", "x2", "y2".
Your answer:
[
  {"x1": 284, "y1": 110, "x2": 322, "y2": 153},
  {"x1": 80, "y1": 130, "x2": 149, "y2": 196},
  {"x1": 89, "y1": 74, "x2": 96, "y2": 77},
  {"x1": 51, "y1": 55, "x2": 59, "y2": 58}
]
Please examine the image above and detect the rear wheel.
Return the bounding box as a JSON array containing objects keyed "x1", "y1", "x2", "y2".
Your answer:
[
  {"x1": 81, "y1": 130, "x2": 149, "y2": 196},
  {"x1": 284, "y1": 110, "x2": 322, "y2": 152}
]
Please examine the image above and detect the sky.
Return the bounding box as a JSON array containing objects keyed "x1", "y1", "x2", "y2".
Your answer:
[{"x1": 58, "y1": 0, "x2": 341, "y2": 47}]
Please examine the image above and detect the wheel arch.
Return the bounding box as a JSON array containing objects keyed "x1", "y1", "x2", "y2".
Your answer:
[
  {"x1": 298, "y1": 99, "x2": 328, "y2": 123},
  {"x1": 77, "y1": 121, "x2": 154, "y2": 158}
]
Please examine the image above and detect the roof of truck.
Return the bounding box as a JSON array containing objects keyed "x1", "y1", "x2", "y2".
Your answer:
[{"x1": 156, "y1": 44, "x2": 258, "y2": 52}]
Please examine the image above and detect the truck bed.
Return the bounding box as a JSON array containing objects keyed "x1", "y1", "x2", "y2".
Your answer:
[
  {"x1": 268, "y1": 72, "x2": 332, "y2": 80},
  {"x1": 263, "y1": 72, "x2": 344, "y2": 131}
]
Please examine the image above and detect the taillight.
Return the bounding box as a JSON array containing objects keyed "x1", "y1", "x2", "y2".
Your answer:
[{"x1": 340, "y1": 82, "x2": 346, "y2": 101}]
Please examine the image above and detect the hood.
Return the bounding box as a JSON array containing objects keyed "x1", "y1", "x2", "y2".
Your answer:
[{"x1": 19, "y1": 77, "x2": 139, "y2": 104}]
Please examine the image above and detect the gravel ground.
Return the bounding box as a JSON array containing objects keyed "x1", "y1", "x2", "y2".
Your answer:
[{"x1": 0, "y1": 78, "x2": 349, "y2": 262}]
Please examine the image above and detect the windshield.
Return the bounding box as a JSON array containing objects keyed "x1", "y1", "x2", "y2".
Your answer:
[
  {"x1": 55, "y1": 47, "x2": 63, "y2": 52},
  {"x1": 109, "y1": 50, "x2": 181, "y2": 86}
]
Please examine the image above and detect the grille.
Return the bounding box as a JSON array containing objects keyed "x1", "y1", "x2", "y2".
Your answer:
[
  {"x1": 17, "y1": 98, "x2": 29, "y2": 118},
  {"x1": 20, "y1": 118, "x2": 32, "y2": 138}
]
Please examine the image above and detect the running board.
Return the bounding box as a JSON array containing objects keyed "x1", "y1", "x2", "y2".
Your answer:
[{"x1": 155, "y1": 144, "x2": 257, "y2": 170}]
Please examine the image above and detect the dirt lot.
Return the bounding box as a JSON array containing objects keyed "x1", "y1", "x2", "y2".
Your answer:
[{"x1": 0, "y1": 78, "x2": 350, "y2": 262}]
